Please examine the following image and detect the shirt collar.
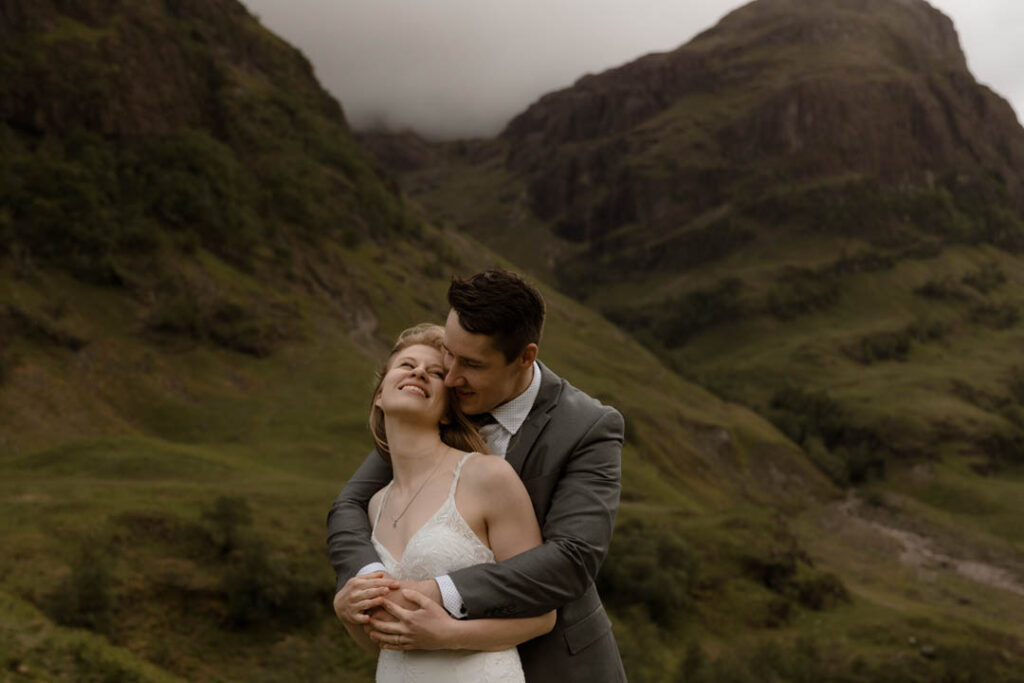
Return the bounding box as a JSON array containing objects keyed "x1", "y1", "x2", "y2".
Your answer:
[{"x1": 489, "y1": 362, "x2": 541, "y2": 436}]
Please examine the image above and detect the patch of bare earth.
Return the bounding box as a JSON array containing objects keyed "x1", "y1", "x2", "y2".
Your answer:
[{"x1": 839, "y1": 493, "x2": 1024, "y2": 597}]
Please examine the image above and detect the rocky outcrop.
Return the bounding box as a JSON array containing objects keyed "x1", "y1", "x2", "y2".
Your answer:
[
  {"x1": 0, "y1": 0, "x2": 344, "y2": 138},
  {"x1": 497, "y1": 0, "x2": 1024, "y2": 245}
]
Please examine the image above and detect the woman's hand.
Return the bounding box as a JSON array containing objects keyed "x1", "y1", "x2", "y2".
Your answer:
[
  {"x1": 368, "y1": 588, "x2": 459, "y2": 651},
  {"x1": 333, "y1": 571, "x2": 400, "y2": 626}
]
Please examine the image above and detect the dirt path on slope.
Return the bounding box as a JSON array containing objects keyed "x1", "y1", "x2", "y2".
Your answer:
[{"x1": 839, "y1": 493, "x2": 1024, "y2": 597}]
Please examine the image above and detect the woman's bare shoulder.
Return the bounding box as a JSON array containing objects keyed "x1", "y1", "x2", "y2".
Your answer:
[
  {"x1": 461, "y1": 452, "x2": 517, "y2": 483},
  {"x1": 459, "y1": 453, "x2": 525, "y2": 504}
]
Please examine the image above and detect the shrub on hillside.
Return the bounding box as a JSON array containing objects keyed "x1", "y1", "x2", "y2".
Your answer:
[
  {"x1": 49, "y1": 536, "x2": 118, "y2": 633},
  {"x1": 769, "y1": 387, "x2": 887, "y2": 484},
  {"x1": 729, "y1": 518, "x2": 851, "y2": 627},
  {"x1": 129, "y1": 129, "x2": 260, "y2": 262},
  {"x1": 977, "y1": 432, "x2": 1024, "y2": 469},
  {"x1": 905, "y1": 319, "x2": 949, "y2": 343},
  {"x1": 655, "y1": 215, "x2": 755, "y2": 271},
  {"x1": 769, "y1": 386, "x2": 846, "y2": 447},
  {"x1": 1007, "y1": 366, "x2": 1024, "y2": 405},
  {"x1": 842, "y1": 320, "x2": 947, "y2": 365},
  {"x1": 145, "y1": 279, "x2": 290, "y2": 357},
  {"x1": 913, "y1": 277, "x2": 971, "y2": 301},
  {"x1": 766, "y1": 267, "x2": 841, "y2": 320},
  {"x1": 6, "y1": 304, "x2": 88, "y2": 351},
  {"x1": 656, "y1": 278, "x2": 745, "y2": 347},
  {"x1": 828, "y1": 249, "x2": 896, "y2": 275},
  {"x1": 969, "y1": 303, "x2": 1020, "y2": 330},
  {"x1": 950, "y1": 380, "x2": 1013, "y2": 414},
  {"x1": 223, "y1": 539, "x2": 322, "y2": 629},
  {"x1": 201, "y1": 495, "x2": 253, "y2": 555},
  {"x1": 843, "y1": 330, "x2": 911, "y2": 364},
  {"x1": 961, "y1": 262, "x2": 1006, "y2": 294},
  {"x1": 598, "y1": 515, "x2": 700, "y2": 628}
]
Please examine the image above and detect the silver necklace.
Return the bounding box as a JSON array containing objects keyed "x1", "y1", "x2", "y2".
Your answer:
[{"x1": 385, "y1": 452, "x2": 446, "y2": 528}]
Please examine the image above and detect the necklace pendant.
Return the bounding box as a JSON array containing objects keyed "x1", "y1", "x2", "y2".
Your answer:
[{"x1": 392, "y1": 519, "x2": 398, "y2": 528}]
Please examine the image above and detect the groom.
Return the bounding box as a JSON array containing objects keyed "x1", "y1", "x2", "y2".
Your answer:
[{"x1": 327, "y1": 268, "x2": 626, "y2": 682}]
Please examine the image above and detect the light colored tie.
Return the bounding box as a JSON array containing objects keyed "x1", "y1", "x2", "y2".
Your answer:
[{"x1": 479, "y1": 423, "x2": 508, "y2": 456}]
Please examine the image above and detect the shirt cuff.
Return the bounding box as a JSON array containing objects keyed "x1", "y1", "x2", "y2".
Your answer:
[
  {"x1": 357, "y1": 562, "x2": 388, "y2": 576},
  {"x1": 436, "y1": 574, "x2": 468, "y2": 619}
]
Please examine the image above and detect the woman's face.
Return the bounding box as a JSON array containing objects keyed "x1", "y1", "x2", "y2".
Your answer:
[{"x1": 376, "y1": 344, "x2": 450, "y2": 426}]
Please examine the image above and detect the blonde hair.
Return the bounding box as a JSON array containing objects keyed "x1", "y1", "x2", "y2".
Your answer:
[{"x1": 369, "y1": 323, "x2": 488, "y2": 461}]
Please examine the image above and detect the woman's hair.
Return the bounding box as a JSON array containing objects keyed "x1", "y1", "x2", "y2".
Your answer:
[{"x1": 369, "y1": 323, "x2": 488, "y2": 461}]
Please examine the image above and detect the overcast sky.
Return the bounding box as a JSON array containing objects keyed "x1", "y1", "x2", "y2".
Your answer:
[{"x1": 240, "y1": 0, "x2": 1023, "y2": 140}]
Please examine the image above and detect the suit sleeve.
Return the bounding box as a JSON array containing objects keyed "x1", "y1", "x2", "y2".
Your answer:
[
  {"x1": 325, "y1": 450, "x2": 392, "y2": 592},
  {"x1": 449, "y1": 406, "x2": 623, "y2": 619}
]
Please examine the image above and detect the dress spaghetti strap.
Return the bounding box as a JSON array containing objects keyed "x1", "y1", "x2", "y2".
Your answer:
[
  {"x1": 372, "y1": 481, "x2": 394, "y2": 529},
  {"x1": 447, "y1": 452, "x2": 475, "y2": 499}
]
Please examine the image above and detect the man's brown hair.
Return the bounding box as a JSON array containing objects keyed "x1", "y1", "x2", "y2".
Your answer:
[{"x1": 447, "y1": 269, "x2": 545, "y2": 362}]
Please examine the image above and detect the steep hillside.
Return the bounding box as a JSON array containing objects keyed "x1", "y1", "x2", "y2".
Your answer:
[{"x1": 0, "y1": 1, "x2": 922, "y2": 682}]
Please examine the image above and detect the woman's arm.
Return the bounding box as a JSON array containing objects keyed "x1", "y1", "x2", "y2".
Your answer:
[{"x1": 371, "y1": 589, "x2": 554, "y2": 652}]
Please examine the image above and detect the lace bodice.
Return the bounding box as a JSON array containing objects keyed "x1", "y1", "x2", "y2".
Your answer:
[
  {"x1": 370, "y1": 453, "x2": 525, "y2": 683},
  {"x1": 371, "y1": 454, "x2": 494, "y2": 580}
]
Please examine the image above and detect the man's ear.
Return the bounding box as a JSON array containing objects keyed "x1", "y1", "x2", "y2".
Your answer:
[{"x1": 519, "y1": 343, "x2": 538, "y2": 368}]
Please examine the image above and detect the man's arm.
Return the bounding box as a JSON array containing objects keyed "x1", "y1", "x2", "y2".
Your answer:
[
  {"x1": 326, "y1": 449, "x2": 393, "y2": 590},
  {"x1": 449, "y1": 406, "x2": 623, "y2": 619}
]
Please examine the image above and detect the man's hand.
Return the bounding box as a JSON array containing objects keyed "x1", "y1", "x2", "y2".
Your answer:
[
  {"x1": 368, "y1": 588, "x2": 459, "y2": 651},
  {"x1": 398, "y1": 579, "x2": 442, "y2": 605},
  {"x1": 333, "y1": 571, "x2": 400, "y2": 626}
]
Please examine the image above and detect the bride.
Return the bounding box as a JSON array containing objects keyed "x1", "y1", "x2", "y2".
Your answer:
[{"x1": 341, "y1": 323, "x2": 555, "y2": 682}]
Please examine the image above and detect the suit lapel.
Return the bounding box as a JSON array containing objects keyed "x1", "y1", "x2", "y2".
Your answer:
[{"x1": 505, "y1": 361, "x2": 561, "y2": 475}]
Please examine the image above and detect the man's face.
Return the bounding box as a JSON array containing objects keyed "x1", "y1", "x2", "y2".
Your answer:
[{"x1": 443, "y1": 309, "x2": 524, "y2": 415}]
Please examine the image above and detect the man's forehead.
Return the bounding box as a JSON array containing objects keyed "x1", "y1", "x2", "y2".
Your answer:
[{"x1": 442, "y1": 332, "x2": 499, "y2": 361}]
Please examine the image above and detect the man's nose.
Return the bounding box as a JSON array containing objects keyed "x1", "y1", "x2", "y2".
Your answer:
[{"x1": 444, "y1": 364, "x2": 462, "y2": 388}]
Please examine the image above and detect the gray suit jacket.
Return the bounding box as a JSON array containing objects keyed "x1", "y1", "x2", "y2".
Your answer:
[{"x1": 326, "y1": 361, "x2": 626, "y2": 682}]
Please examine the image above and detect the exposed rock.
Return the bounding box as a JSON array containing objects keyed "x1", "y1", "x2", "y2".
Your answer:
[{"x1": 493, "y1": 0, "x2": 1024, "y2": 251}]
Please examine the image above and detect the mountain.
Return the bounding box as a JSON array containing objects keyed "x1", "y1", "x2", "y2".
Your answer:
[
  {"x1": 0, "y1": 1, "x2": 895, "y2": 682},
  {"x1": 372, "y1": 0, "x2": 1024, "y2": 475},
  {"x1": 363, "y1": 0, "x2": 1024, "y2": 679}
]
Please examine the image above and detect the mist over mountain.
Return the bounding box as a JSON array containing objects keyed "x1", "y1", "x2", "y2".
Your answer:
[{"x1": 240, "y1": 0, "x2": 1024, "y2": 140}]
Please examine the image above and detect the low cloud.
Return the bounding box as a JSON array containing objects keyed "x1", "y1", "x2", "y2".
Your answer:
[{"x1": 242, "y1": 0, "x2": 1022, "y2": 140}]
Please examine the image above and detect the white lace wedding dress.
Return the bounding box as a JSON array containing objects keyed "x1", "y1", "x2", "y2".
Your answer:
[{"x1": 371, "y1": 454, "x2": 526, "y2": 683}]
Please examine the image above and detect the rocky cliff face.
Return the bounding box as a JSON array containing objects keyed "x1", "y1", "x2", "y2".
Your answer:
[
  {"x1": 0, "y1": 0, "x2": 407, "y2": 284},
  {"x1": 498, "y1": 0, "x2": 1024, "y2": 247},
  {"x1": 1, "y1": 0, "x2": 343, "y2": 138}
]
